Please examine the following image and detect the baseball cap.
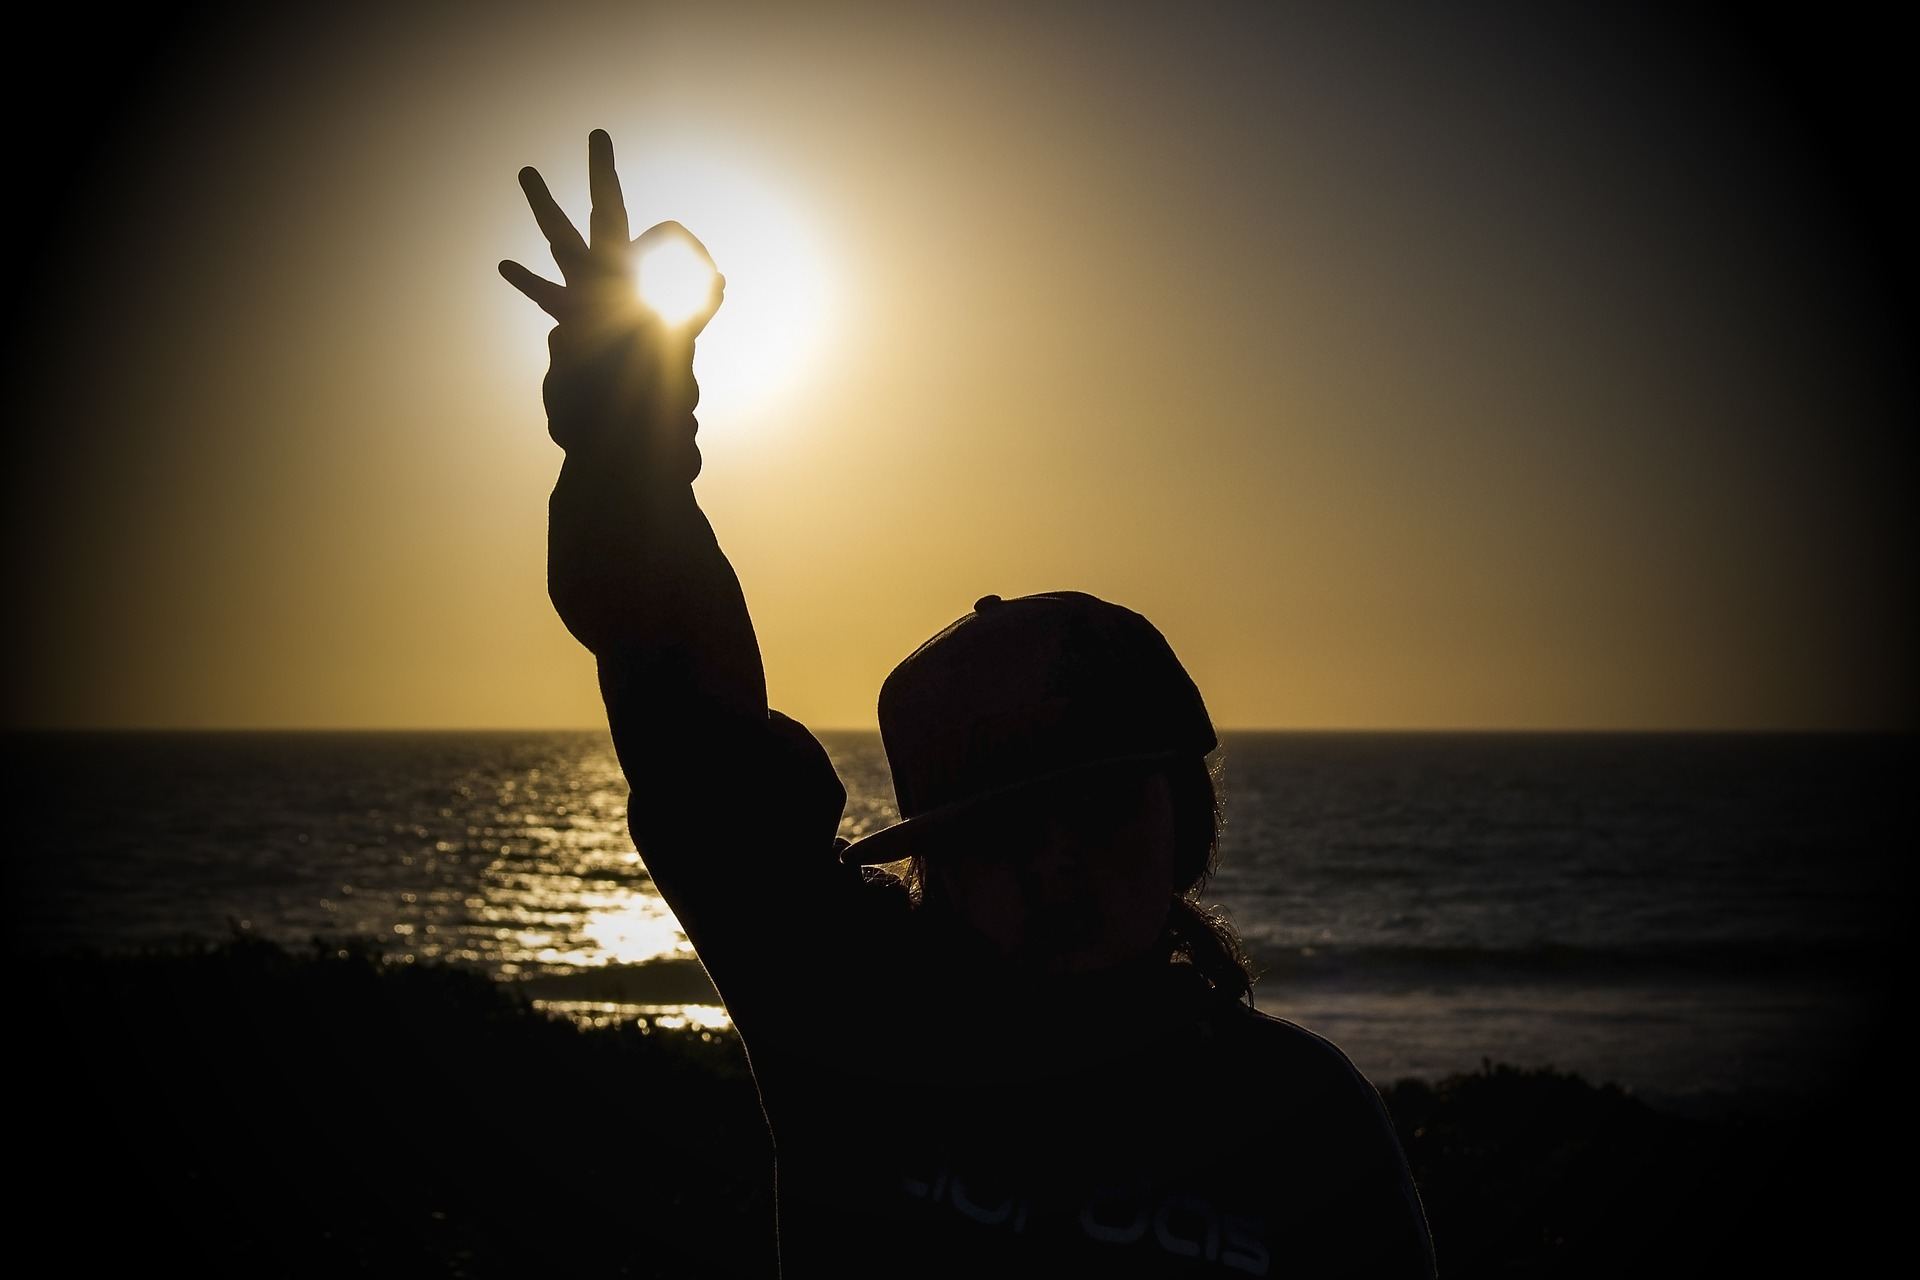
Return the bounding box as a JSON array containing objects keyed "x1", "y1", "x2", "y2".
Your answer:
[{"x1": 838, "y1": 591, "x2": 1217, "y2": 865}]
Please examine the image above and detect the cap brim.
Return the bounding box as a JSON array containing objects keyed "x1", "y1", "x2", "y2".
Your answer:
[{"x1": 836, "y1": 749, "x2": 1191, "y2": 865}]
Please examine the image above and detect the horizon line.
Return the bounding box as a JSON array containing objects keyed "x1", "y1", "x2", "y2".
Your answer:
[{"x1": 2, "y1": 723, "x2": 1905, "y2": 736}]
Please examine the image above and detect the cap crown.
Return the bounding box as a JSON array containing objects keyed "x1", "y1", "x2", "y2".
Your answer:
[{"x1": 877, "y1": 591, "x2": 1217, "y2": 820}]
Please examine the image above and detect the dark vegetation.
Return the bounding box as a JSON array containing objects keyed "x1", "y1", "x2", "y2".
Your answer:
[{"x1": 19, "y1": 936, "x2": 1881, "y2": 1276}]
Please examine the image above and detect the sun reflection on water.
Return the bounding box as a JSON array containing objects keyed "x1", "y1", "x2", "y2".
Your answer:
[
  {"x1": 575, "y1": 891, "x2": 694, "y2": 966},
  {"x1": 474, "y1": 845, "x2": 691, "y2": 971},
  {"x1": 133, "y1": 732, "x2": 897, "y2": 1023},
  {"x1": 533, "y1": 1001, "x2": 732, "y2": 1034}
]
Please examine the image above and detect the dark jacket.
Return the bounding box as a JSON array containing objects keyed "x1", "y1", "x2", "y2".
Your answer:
[{"x1": 542, "y1": 315, "x2": 1437, "y2": 1277}]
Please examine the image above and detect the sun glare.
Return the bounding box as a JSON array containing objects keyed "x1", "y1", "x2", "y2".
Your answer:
[
  {"x1": 635, "y1": 239, "x2": 717, "y2": 326},
  {"x1": 531, "y1": 140, "x2": 837, "y2": 423}
]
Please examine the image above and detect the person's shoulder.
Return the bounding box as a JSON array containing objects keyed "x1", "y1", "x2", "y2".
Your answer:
[
  {"x1": 1220, "y1": 1000, "x2": 1390, "y2": 1108},
  {"x1": 1235, "y1": 1007, "x2": 1438, "y2": 1275}
]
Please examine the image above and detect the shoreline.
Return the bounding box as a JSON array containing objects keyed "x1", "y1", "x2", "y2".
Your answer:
[{"x1": 22, "y1": 928, "x2": 1874, "y2": 1114}]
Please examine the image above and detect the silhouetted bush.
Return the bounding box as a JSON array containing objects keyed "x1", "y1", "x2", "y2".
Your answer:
[
  {"x1": 19, "y1": 936, "x2": 1877, "y2": 1275},
  {"x1": 1383, "y1": 1060, "x2": 1875, "y2": 1276},
  {"x1": 21, "y1": 932, "x2": 772, "y2": 1277}
]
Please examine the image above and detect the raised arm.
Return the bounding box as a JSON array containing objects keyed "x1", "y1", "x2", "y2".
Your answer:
[
  {"x1": 500, "y1": 131, "x2": 760, "y2": 734},
  {"x1": 500, "y1": 132, "x2": 858, "y2": 1018}
]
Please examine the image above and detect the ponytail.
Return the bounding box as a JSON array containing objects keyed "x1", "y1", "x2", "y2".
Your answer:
[
  {"x1": 1167, "y1": 894, "x2": 1255, "y2": 1004},
  {"x1": 1164, "y1": 752, "x2": 1259, "y2": 1004}
]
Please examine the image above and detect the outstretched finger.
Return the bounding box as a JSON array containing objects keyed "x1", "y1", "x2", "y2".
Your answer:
[
  {"x1": 588, "y1": 129, "x2": 630, "y2": 251},
  {"x1": 518, "y1": 166, "x2": 589, "y2": 275},
  {"x1": 498, "y1": 259, "x2": 570, "y2": 320}
]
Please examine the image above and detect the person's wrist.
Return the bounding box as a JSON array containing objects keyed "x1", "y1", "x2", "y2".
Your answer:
[{"x1": 543, "y1": 325, "x2": 699, "y2": 462}]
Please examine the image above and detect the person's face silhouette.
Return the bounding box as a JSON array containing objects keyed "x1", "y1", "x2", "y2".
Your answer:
[{"x1": 922, "y1": 766, "x2": 1178, "y2": 978}]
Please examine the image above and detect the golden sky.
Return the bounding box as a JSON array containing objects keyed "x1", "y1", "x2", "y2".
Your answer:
[{"x1": 6, "y1": 2, "x2": 1911, "y2": 730}]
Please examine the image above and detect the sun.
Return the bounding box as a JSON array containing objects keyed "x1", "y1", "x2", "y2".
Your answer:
[
  {"x1": 635, "y1": 239, "x2": 719, "y2": 327},
  {"x1": 563, "y1": 140, "x2": 837, "y2": 422}
]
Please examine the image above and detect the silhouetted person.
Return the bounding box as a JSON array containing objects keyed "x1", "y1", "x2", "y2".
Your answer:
[{"x1": 501, "y1": 129, "x2": 1436, "y2": 1279}]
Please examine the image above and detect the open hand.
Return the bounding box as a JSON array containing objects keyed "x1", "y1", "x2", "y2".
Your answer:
[
  {"x1": 499, "y1": 129, "x2": 725, "y2": 336},
  {"x1": 501, "y1": 130, "x2": 722, "y2": 464}
]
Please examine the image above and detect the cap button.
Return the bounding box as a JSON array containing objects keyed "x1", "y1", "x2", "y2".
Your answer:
[{"x1": 973, "y1": 594, "x2": 1003, "y2": 611}]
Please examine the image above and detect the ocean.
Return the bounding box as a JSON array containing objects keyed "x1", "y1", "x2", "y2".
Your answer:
[{"x1": 8, "y1": 730, "x2": 1901, "y2": 1109}]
